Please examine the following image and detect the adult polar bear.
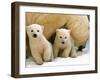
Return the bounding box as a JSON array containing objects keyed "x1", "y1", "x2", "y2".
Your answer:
[{"x1": 26, "y1": 13, "x2": 89, "y2": 50}]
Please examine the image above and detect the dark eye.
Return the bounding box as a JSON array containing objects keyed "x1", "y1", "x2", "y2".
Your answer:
[
  {"x1": 31, "y1": 30, "x2": 33, "y2": 32},
  {"x1": 65, "y1": 36, "x2": 67, "y2": 39},
  {"x1": 37, "y1": 30, "x2": 39, "y2": 32},
  {"x1": 60, "y1": 36, "x2": 62, "y2": 38}
]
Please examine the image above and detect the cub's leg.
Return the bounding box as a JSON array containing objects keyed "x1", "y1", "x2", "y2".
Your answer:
[
  {"x1": 43, "y1": 45, "x2": 53, "y2": 62},
  {"x1": 61, "y1": 47, "x2": 71, "y2": 58},
  {"x1": 53, "y1": 46, "x2": 59, "y2": 58},
  {"x1": 31, "y1": 50, "x2": 43, "y2": 65},
  {"x1": 70, "y1": 47, "x2": 77, "y2": 58}
]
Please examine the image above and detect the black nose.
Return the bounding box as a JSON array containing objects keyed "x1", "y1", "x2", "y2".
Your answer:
[
  {"x1": 33, "y1": 34, "x2": 37, "y2": 38},
  {"x1": 62, "y1": 42, "x2": 65, "y2": 44}
]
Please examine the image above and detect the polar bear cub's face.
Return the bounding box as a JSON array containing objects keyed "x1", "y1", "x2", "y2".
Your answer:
[
  {"x1": 56, "y1": 29, "x2": 71, "y2": 45},
  {"x1": 26, "y1": 24, "x2": 44, "y2": 38}
]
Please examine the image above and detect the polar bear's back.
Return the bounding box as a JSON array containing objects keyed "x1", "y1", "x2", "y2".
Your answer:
[
  {"x1": 65, "y1": 15, "x2": 89, "y2": 47},
  {"x1": 26, "y1": 13, "x2": 89, "y2": 47}
]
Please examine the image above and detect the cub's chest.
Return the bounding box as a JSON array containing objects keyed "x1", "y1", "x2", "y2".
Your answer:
[{"x1": 30, "y1": 41, "x2": 44, "y2": 52}]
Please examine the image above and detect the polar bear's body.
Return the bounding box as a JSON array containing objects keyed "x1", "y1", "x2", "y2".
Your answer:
[
  {"x1": 53, "y1": 28, "x2": 77, "y2": 58},
  {"x1": 26, "y1": 13, "x2": 89, "y2": 47},
  {"x1": 26, "y1": 24, "x2": 53, "y2": 65}
]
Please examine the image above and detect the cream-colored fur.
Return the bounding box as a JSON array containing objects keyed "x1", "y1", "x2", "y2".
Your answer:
[
  {"x1": 53, "y1": 28, "x2": 77, "y2": 58},
  {"x1": 26, "y1": 24, "x2": 53, "y2": 65},
  {"x1": 26, "y1": 13, "x2": 89, "y2": 47}
]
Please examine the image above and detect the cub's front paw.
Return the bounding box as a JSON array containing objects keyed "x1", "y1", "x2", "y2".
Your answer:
[
  {"x1": 44, "y1": 57, "x2": 53, "y2": 62},
  {"x1": 35, "y1": 60, "x2": 43, "y2": 65},
  {"x1": 71, "y1": 53, "x2": 77, "y2": 58}
]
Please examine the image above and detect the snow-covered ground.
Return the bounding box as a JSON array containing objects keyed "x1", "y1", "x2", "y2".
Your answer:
[{"x1": 26, "y1": 40, "x2": 90, "y2": 67}]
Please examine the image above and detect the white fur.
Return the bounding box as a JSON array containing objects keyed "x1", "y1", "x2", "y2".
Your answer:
[
  {"x1": 26, "y1": 24, "x2": 53, "y2": 65},
  {"x1": 53, "y1": 28, "x2": 77, "y2": 58}
]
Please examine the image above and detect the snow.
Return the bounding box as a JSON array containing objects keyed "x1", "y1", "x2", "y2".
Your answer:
[
  {"x1": 26, "y1": 41, "x2": 90, "y2": 67},
  {"x1": 26, "y1": 41, "x2": 90, "y2": 68}
]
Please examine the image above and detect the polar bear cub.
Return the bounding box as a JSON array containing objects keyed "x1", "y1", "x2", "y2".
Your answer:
[
  {"x1": 53, "y1": 28, "x2": 77, "y2": 58},
  {"x1": 26, "y1": 24, "x2": 53, "y2": 65}
]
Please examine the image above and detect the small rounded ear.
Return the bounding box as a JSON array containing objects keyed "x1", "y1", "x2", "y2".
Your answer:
[
  {"x1": 26, "y1": 26, "x2": 30, "y2": 30},
  {"x1": 41, "y1": 25, "x2": 44, "y2": 31},
  {"x1": 68, "y1": 30, "x2": 71, "y2": 33},
  {"x1": 56, "y1": 29, "x2": 60, "y2": 33}
]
